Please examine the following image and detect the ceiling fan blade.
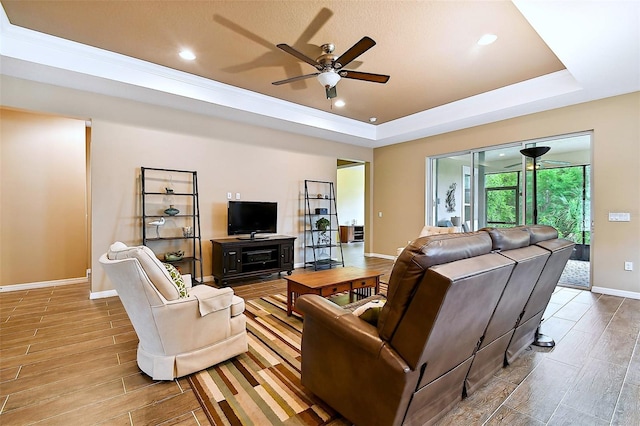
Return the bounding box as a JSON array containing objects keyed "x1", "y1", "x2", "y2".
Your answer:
[
  {"x1": 272, "y1": 73, "x2": 319, "y2": 85},
  {"x1": 340, "y1": 70, "x2": 390, "y2": 84},
  {"x1": 541, "y1": 159, "x2": 571, "y2": 165},
  {"x1": 334, "y1": 36, "x2": 376, "y2": 69},
  {"x1": 276, "y1": 44, "x2": 322, "y2": 70},
  {"x1": 505, "y1": 162, "x2": 522, "y2": 168}
]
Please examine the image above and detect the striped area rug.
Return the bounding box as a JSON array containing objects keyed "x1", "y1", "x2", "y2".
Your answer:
[{"x1": 188, "y1": 294, "x2": 351, "y2": 425}]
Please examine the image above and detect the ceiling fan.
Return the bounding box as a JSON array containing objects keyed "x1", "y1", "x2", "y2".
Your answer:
[
  {"x1": 272, "y1": 36, "x2": 390, "y2": 99},
  {"x1": 505, "y1": 159, "x2": 571, "y2": 169}
]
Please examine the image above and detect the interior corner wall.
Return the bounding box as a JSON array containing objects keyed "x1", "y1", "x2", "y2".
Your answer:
[
  {"x1": 0, "y1": 76, "x2": 373, "y2": 294},
  {"x1": 0, "y1": 107, "x2": 88, "y2": 286},
  {"x1": 373, "y1": 92, "x2": 640, "y2": 295}
]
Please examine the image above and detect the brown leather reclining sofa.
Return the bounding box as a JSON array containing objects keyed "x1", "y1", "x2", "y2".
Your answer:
[{"x1": 296, "y1": 225, "x2": 574, "y2": 426}]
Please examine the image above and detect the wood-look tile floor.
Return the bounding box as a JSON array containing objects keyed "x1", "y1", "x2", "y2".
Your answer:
[{"x1": 1, "y1": 244, "x2": 638, "y2": 425}]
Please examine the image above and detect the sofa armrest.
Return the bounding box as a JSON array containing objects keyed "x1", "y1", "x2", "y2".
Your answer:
[
  {"x1": 296, "y1": 295, "x2": 416, "y2": 426},
  {"x1": 296, "y1": 295, "x2": 386, "y2": 357}
]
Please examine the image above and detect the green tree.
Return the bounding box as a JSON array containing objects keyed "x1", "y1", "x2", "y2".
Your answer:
[
  {"x1": 485, "y1": 172, "x2": 519, "y2": 226},
  {"x1": 485, "y1": 166, "x2": 590, "y2": 243}
]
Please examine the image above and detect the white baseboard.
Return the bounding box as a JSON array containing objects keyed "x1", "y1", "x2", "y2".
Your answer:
[
  {"x1": 591, "y1": 286, "x2": 640, "y2": 300},
  {"x1": 365, "y1": 252, "x2": 396, "y2": 260},
  {"x1": 0, "y1": 276, "x2": 88, "y2": 293},
  {"x1": 89, "y1": 289, "x2": 118, "y2": 299}
]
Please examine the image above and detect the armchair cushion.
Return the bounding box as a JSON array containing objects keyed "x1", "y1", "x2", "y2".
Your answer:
[
  {"x1": 230, "y1": 295, "x2": 245, "y2": 317},
  {"x1": 107, "y1": 242, "x2": 179, "y2": 300}
]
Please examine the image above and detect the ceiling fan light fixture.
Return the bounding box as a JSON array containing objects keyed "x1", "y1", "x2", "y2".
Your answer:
[
  {"x1": 317, "y1": 71, "x2": 341, "y2": 88},
  {"x1": 179, "y1": 50, "x2": 196, "y2": 60}
]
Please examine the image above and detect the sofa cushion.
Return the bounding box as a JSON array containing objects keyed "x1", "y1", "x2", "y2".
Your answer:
[
  {"x1": 526, "y1": 224, "x2": 558, "y2": 244},
  {"x1": 483, "y1": 226, "x2": 531, "y2": 251},
  {"x1": 162, "y1": 263, "x2": 188, "y2": 298},
  {"x1": 107, "y1": 242, "x2": 180, "y2": 300},
  {"x1": 377, "y1": 231, "x2": 493, "y2": 341}
]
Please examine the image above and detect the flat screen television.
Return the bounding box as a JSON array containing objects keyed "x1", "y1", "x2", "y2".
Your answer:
[{"x1": 228, "y1": 201, "x2": 277, "y2": 239}]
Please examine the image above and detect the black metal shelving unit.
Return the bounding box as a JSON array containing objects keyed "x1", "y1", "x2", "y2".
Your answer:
[
  {"x1": 303, "y1": 179, "x2": 344, "y2": 270},
  {"x1": 141, "y1": 167, "x2": 203, "y2": 284}
]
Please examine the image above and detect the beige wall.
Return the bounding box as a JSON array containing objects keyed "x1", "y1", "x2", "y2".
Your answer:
[
  {"x1": 1, "y1": 108, "x2": 88, "y2": 286},
  {"x1": 373, "y1": 92, "x2": 640, "y2": 295},
  {"x1": 2, "y1": 74, "x2": 637, "y2": 296},
  {"x1": 0, "y1": 76, "x2": 372, "y2": 294}
]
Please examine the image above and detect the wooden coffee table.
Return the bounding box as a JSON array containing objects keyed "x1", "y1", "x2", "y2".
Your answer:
[{"x1": 285, "y1": 267, "x2": 383, "y2": 316}]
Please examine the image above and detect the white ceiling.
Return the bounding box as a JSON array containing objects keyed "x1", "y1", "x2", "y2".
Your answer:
[{"x1": 0, "y1": 1, "x2": 638, "y2": 148}]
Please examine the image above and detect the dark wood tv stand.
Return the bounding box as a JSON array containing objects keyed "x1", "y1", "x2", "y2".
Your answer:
[{"x1": 211, "y1": 235, "x2": 296, "y2": 285}]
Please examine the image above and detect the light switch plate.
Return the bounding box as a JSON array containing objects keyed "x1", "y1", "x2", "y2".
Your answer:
[{"x1": 608, "y1": 212, "x2": 631, "y2": 222}]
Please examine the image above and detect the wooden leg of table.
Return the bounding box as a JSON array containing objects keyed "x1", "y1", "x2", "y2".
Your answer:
[{"x1": 287, "y1": 285, "x2": 292, "y2": 316}]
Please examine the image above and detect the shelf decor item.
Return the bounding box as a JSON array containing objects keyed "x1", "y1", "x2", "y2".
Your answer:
[
  {"x1": 315, "y1": 217, "x2": 330, "y2": 232},
  {"x1": 164, "y1": 205, "x2": 179, "y2": 216},
  {"x1": 164, "y1": 250, "x2": 184, "y2": 261},
  {"x1": 316, "y1": 217, "x2": 331, "y2": 244},
  {"x1": 148, "y1": 217, "x2": 165, "y2": 238}
]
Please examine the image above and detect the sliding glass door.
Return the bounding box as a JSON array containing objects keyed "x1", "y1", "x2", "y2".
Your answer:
[{"x1": 428, "y1": 133, "x2": 592, "y2": 288}]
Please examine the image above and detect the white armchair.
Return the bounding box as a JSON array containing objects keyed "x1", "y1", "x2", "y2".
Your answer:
[{"x1": 99, "y1": 242, "x2": 247, "y2": 380}]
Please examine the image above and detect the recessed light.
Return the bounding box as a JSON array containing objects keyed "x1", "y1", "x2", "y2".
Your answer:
[
  {"x1": 334, "y1": 100, "x2": 345, "y2": 107},
  {"x1": 477, "y1": 34, "x2": 498, "y2": 46},
  {"x1": 179, "y1": 50, "x2": 196, "y2": 60},
  {"x1": 369, "y1": 117, "x2": 377, "y2": 123}
]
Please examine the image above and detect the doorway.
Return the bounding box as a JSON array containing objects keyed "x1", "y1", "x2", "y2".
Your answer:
[
  {"x1": 1, "y1": 108, "x2": 91, "y2": 287},
  {"x1": 337, "y1": 159, "x2": 365, "y2": 264}
]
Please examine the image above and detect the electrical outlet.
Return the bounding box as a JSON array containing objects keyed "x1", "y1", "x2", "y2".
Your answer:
[
  {"x1": 624, "y1": 261, "x2": 633, "y2": 271},
  {"x1": 235, "y1": 192, "x2": 241, "y2": 200}
]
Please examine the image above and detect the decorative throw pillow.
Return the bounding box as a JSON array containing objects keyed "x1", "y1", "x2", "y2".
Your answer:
[
  {"x1": 162, "y1": 263, "x2": 188, "y2": 298},
  {"x1": 352, "y1": 299, "x2": 387, "y2": 325}
]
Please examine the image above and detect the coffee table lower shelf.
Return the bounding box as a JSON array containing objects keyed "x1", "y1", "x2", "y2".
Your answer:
[{"x1": 284, "y1": 267, "x2": 382, "y2": 316}]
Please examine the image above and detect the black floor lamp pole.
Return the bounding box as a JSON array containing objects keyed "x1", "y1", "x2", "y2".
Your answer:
[
  {"x1": 520, "y1": 146, "x2": 550, "y2": 225},
  {"x1": 520, "y1": 146, "x2": 554, "y2": 348}
]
